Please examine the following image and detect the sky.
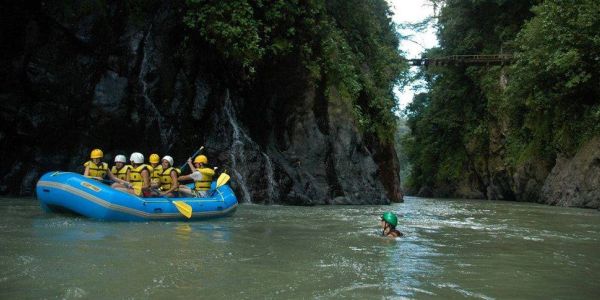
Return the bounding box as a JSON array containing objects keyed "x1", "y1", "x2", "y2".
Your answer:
[{"x1": 386, "y1": 0, "x2": 438, "y2": 111}]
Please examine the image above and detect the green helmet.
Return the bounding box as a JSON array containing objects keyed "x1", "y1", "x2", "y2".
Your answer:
[{"x1": 382, "y1": 212, "x2": 398, "y2": 227}]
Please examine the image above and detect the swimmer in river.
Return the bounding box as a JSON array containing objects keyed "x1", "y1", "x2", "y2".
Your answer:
[{"x1": 380, "y1": 212, "x2": 403, "y2": 238}]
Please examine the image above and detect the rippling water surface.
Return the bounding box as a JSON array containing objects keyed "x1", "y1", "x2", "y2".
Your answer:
[{"x1": 1, "y1": 197, "x2": 599, "y2": 299}]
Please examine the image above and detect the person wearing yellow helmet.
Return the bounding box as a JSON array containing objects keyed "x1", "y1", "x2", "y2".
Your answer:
[
  {"x1": 178, "y1": 154, "x2": 215, "y2": 197},
  {"x1": 148, "y1": 153, "x2": 163, "y2": 189},
  {"x1": 83, "y1": 149, "x2": 132, "y2": 190},
  {"x1": 83, "y1": 149, "x2": 109, "y2": 179},
  {"x1": 380, "y1": 212, "x2": 403, "y2": 238}
]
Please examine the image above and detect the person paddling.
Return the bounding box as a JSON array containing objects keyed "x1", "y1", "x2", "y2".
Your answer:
[
  {"x1": 380, "y1": 212, "x2": 403, "y2": 238},
  {"x1": 178, "y1": 155, "x2": 215, "y2": 197}
]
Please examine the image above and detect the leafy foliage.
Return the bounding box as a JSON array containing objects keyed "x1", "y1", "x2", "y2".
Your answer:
[
  {"x1": 184, "y1": 0, "x2": 265, "y2": 73},
  {"x1": 183, "y1": 0, "x2": 407, "y2": 141},
  {"x1": 506, "y1": 0, "x2": 600, "y2": 158}
]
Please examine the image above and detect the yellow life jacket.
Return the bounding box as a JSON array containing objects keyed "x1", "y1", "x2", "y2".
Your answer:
[
  {"x1": 84, "y1": 161, "x2": 108, "y2": 178},
  {"x1": 111, "y1": 165, "x2": 130, "y2": 181},
  {"x1": 159, "y1": 167, "x2": 181, "y2": 191},
  {"x1": 129, "y1": 164, "x2": 152, "y2": 196},
  {"x1": 151, "y1": 164, "x2": 163, "y2": 185},
  {"x1": 194, "y1": 167, "x2": 215, "y2": 191}
]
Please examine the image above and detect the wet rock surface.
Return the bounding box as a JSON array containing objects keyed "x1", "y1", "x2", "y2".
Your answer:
[{"x1": 541, "y1": 137, "x2": 600, "y2": 209}]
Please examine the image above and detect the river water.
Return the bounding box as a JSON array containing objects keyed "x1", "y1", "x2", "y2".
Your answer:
[{"x1": 1, "y1": 196, "x2": 599, "y2": 299}]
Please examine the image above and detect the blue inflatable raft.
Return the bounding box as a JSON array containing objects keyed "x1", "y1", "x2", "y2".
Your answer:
[{"x1": 36, "y1": 171, "x2": 238, "y2": 221}]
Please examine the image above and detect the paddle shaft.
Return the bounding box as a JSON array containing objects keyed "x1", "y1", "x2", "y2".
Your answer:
[{"x1": 179, "y1": 146, "x2": 204, "y2": 172}]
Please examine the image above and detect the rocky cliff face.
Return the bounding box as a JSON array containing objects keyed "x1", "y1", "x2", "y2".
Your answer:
[
  {"x1": 540, "y1": 137, "x2": 600, "y2": 209},
  {"x1": 0, "y1": 1, "x2": 402, "y2": 204},
  {"x1": 417, "y1": 115, "x2": 598, "y2": 209},
  {"x1": 411, "y1": 66, "x2": 597, "y2": 209}
]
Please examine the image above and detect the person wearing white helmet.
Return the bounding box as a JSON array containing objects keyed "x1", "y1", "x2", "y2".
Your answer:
[
  {"x1": 111, "y1": 155, "x2": 130, "y2": 181},
  {"x1": 109, "y1": 154, "x2": 133, "y2": 191},
  {"x1": 125, "y1": 152, "x2": 154, "y2": 197},
  {"x1": 158, "y1": 155, "x2": 181, "y2": 197}
]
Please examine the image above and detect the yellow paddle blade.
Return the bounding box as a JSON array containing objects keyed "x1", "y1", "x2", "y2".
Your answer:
[
  {"x1": 172, "y1": 201, "x2": 192, "y2": 218},
  {"x1": 216, "y1": 173, "x2": 230, "y2": 188}
]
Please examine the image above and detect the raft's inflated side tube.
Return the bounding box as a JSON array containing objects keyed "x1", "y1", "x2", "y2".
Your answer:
[{"x1": 36, "y1": 172, "x2": 238, "y2": 221}]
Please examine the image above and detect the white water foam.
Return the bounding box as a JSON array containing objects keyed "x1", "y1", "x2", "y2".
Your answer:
[
  {"x1": 224, "y1": 91, "x2": 252, "y2": 203},
  {"x1": 222, "y1": 90, "x2": 280, "y2": 204},
  {"x1": 63, "y1": 287, "x2": 88, "y2": 299},
  {"x1": 262, "y1": 152, "x2": 276, "y2": 203},
  {"x1": 433, "y1": 283, "x2": 495, "y2": 300}
]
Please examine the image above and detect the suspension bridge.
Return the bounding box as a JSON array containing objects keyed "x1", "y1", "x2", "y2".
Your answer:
[{"x1": 408, "y1": 54, "x2": 513, "y2": 67}]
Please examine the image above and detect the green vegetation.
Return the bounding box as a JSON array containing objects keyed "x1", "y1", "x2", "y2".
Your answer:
[
  {"x1": 183, "y1": 0, "x2": 407, "y2": 141},
  {"x1": 402, "y1": 0, "x2": 600, "y2": 196},
  {"x1": 507, "y1": 0, "x2": 600, "y2": 160}
]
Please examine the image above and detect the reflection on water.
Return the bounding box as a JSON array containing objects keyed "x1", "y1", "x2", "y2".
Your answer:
[
  {"x1": 32, "y1": 218, "x2": 115, "y2": 241},
  {"x1": 177, "y1": 222, "x2": 232, "y2": 243},
  {"x1": 1, "y1": 197, "x2": 599, "y2": 299},
  {"x1": 175, "y1": 224, "x2": 192, "y2": 241}
]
